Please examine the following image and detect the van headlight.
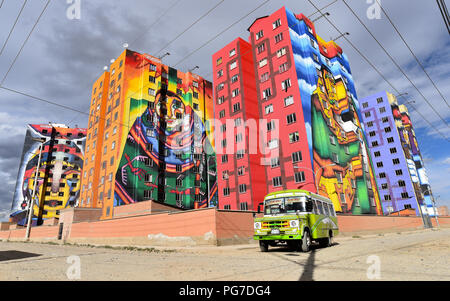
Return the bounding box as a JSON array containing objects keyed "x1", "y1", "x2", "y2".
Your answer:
[
  {"x1": 289, "y1": 220, "x2": 299, "y2": 228},
  {"x1": 254, "y1": 222, "x2": 262, "y2": 229}
]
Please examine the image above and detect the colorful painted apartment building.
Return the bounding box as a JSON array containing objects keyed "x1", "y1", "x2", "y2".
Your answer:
[
  {"x1": 79, "y1": 49, "x2": 217, "y2": 219},
  {"x1": 360, "y1": 91, "x2": 435, "y2": 216},
  {"x1": 212, "y1": 6, "x2": 383, "y2": 214},
  {"x1": 10, "y1": 124, "x2": 86, "y2": 225}
]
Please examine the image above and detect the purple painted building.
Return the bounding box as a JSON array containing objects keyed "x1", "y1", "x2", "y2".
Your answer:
[{"x1": 359, "y1": 91, "x2": 420, "y2": 215}]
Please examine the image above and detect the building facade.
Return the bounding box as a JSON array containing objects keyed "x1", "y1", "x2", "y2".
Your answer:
[
  {"x1": 359, "y1": 91, "x2": 434, "y2": 216},
  {"x1": 212, "y1": 7, "x2": 383, "y2": 214},
  {"x1": 80, "y1": 49, "x2": 217, "y2": 219},
  {"x1": 10, "y1": 124, "x2": 86, "y2": 225}
]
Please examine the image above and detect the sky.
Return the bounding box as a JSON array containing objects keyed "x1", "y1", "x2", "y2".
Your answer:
[{"x1": 0, "y1": 0, "x2": 448, "y2": 221}]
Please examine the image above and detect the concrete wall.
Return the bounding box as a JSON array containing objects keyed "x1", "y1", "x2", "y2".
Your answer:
[{"x1": 1, "y1": 209, "x2": 449, "y2": 246}]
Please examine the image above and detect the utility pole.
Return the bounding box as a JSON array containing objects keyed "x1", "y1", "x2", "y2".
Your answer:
[{"x1": 25, "y1": 138, "x2": 44, "y2": 239}]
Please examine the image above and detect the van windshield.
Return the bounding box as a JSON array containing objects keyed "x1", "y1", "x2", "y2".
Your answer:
[{"x1": 264, "y1": 196, "x2": 309, "y2": 215}]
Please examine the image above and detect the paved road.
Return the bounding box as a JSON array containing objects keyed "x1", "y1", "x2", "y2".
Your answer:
[{"x1": 0, "y1": 228, "x2": 449, "y2": 281}]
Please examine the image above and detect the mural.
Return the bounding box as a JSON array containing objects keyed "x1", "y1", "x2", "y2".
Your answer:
[
  {"x1": 113, "y1": 51, "x2": 217, "y2": 209},
  {"x1": 392, "y1": 102, "x2": 434, "y2": 215},
  {"x1": 11, "y1": 125, "x2": 86, "y2": 225},
  {"x1": 286, "y1": 10, "x2": 382, "y2": 214}
]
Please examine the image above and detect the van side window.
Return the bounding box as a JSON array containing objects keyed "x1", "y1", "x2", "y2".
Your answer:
[
  {"x1": 323, "y1": 202, "x2": 330, "y2": 216},
  {"x1": 329, "y1": 204, "x2": 336, "y2": 216},
  {"x1": 312, "y1": 200, "x2": 318, "y2": 214},
  {"x1": 317, "y1": 201, "x2": 324, "y2": 215}
]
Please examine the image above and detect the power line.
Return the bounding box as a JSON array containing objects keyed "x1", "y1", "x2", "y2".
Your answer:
[
  {"x1": 374, "y1": 0, "x2": 449, "y2": 109},
  {"x1": 0, "y1": 0, "x2": 28, "y2": 57},
  {"x1": 174, "y1": 0, "x2": 271, "y2": 67},
  {"x1": 436, "y1": 0, "x2": 450, "y2": 34},
  {"x1": 0, "y1": 0, "x2": 51, "y2": 86},
  {"x1": 341, "y1": 0, "x2": 449, "y2": 128},
  {"x1": 306, "y1": 0, "x2": 449, "y2": 142},
  {"x1": 201, "y1": 0, "x2": 341, "y2": 80},
  {"x1": 128, "y1": 0, "x2": 183, "y2": 48},
  {"x1": 155, "y1": 0, "x2": 225, "y2": 56},
  {"x1": 0, "y1": 0, "x2": 4, "y2": 10}
]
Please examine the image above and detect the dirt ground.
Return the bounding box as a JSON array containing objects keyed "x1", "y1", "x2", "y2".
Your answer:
[{"x1": 0, "y1": 228, "x2": 449, "y2": 281}]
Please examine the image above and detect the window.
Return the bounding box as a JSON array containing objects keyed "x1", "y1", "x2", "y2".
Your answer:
[
  {"x1": 384, "y1": 127, "x2": 392, "y2": 133},
  {"x1": 232, "y1": 88, "x2": 240, "y2": 98},
  {"x1": 395, "y1": 169, "x2": 403, "y2": 176},
  {"x1": 272, "y1": 18, "x2": 281, "y2": 29},
  {"x1": 237, "y1": 167, "x2": 245, "y2": 176},
  {"x1": 237, "y1": 150, "x2": 245, "y2": 159},
  {"x1": 148, "y1": 88, "x2": 156, "y2": 96},
  {"x1": 329, "y1": 135, "x2": 336, "y2": 145},
  {"x1": 149, "y1": 64, "x2": 156, "y2": 71},
  {"x1": 268, "y1": 139, "x2": 278, "y2": 149},
  {"x1": 369, "y1": 131, "x2": 376, "y2": 137},
  {"x1": 332, "y1": 152, "x2": 339, "y2": 163},
  {"x1": 295, "y1": 171, "x2": 305, "y2": 183},
  {"x1": 260, "y1": 72, "x2": 269, "y2": 83},
  {"x1": 398, "y1": 180, "x2": 406, "y2": 187},
  {"x1": 279, "y1": 62, "x2": 289, "y2": 73},
  {"x1": 265, "y1": 104, "x2": 273, "y2": 114},
  {"x1": 379, "y1": 172, "x2": 386, "y2": 179},
  {"x1": 335, "y1": 172, "x2": 343, "y2": 183},
  {"x1": 401, "y1": 192, "x2": 409, "y2": 199},
  {"x1": 273, "y1": 176, "x2": 282, "y2": 187},
  {"x1": 387, "y1": 137, "x2": 394, "y2": 143},
  {"x1": 365, "y1": 111, "x2": 371, "y2": 118},
  {"x1": 276, "y1": 47, "x2": 287, "y2": 58},
  {"x1": 222, "y1": 154, "x2": 228, "y2": 163},
  {"x1": 144, "y1": 190, "x2": 152, "y2": 200},
  {"x1": 393, "y1": 158, "x2": 400, "y2": 165},
  {"x1": 217, "y1": 83, "x2": 224, "y2": 91},
  {"x1": 384, "y1": 194, "x2": 391, "y2": 201},
  {"x1": 256, "y1": 30, "x2": 264, "y2": 40},
  {"x1": 390, "y1": 147, "x2": 397, "y2": 154},
  {"x1": 217, "y1": 96, "x2": 225, "y2": 105},
  {"x1": 193, "y1": 81, "x2": 199, "y2": 88},
  {"x1": 362, "y1": 102, "x2": 369, "y2": 108},
  {"x1": 235, "y1": 133, "x2": 242, "y2": 143},
  {"x1": 284, "y1": 96, "x2": 294, "y2": 106},
  {"x1": 267, "y1": 120, "x2": 276, "y2": 131},
  {"x1": 379, "y1": 107, "x2": 386, "y2": 113},
  {"x1": 229, "y1": 48, "x2": 236, "y2": 57},
  {"x1": 281, "y1": 78, "x2": 291, "y2": 90},
  {"x1": 240, "y1": 202, "x2": 249, "y2": 211},
  {"x1": 259, "y1": 58, "x2": 267, "y2": 68},
  {"x1": 216, "y1": 57, "x2": 222, "y2": 66},
  {"x1": 271, "y1": 157, "x2": 280, "y2": 168},
  {"x1": 377, "y1": 97, "x2": 383, "y2": 104},
  {"x1": 289, "y1": 132, "x2": 299, "y2": 143},
  {"x1": 372, "y1": 141, "x2": 379, "y2": 147},
  {"x1": 262, "y1": 88, "x2": 272, "y2": 99},
  {"x1": 404, "y1": 204, "x2": 412, "y2": 209},
  {"x1": 274, "y1": 32, "x2": 283, "y2": 43},
  {"x1": 219, "y1": 110, "x2": 225, "y2": 118},
  {"x1": 230, "y1": 61, "x2": 237, "y2": 70},
  {"x1": 239, "y1": 184, "x2": 247, "y2": 194},
  {"x1": 376, "y1": 162, "x2": 383, "y2": 168},
  {"x1": 381, "y1": 183, "x2": 388, "y2": 190},
  {"x1": 292, "y1": 151, "x2": 302, "y2": 163},
  {"x1": 313, "y1": 53, "x2": 319, "y2": 63},
  {"x1": 231, "y1": 74, "x2": 239, "y2": 83},
  {"x1": 257, "y1": 43, "x2": 265, "y2": 54},
  {"x1": 223, "y1": 187, "x2": 230, "y2": 196},
  {"x1": 217, "y1": 69, "x2": 223, "y2": 78},
  {"x1": 286, "y1": 113, "x2": 297, "y2": 125}
]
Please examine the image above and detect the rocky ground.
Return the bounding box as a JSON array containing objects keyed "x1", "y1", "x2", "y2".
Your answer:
[{"x1": 0, "y1": 228, "x2": 449, "y2": 281}]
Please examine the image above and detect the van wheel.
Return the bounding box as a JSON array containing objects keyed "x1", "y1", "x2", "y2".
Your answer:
[
  {"x1": 259, "y1": 241, "x2": 269, "y2": 252},
  {"x1": 301, "y1": 230, "x2": 311, "y2": 252}
]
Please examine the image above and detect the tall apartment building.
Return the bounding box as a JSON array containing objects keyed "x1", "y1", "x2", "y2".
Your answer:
[
  {"x1": 80, "y1": 49, "x2": 217, "y2": 219},
  {"x1": 212, "y1": 6, "x2": 383, "y2": 214},
  {"x1": 10, "y1": 124, "x2": 86, "y2": 225},
  {"x1": 360, "y1": 91, "x2": 434, "y2": 216}
]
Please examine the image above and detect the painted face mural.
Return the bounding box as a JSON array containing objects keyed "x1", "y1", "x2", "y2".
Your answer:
[
  {"x1": 11, "y1": 125, "x2": 86, "y2": 225},
  {"x1": 286, "y1": 9, "x2": 382, "y2": 214},
  {"x1": 113, "y1": 51, "x2": 217, "y2": 210}
]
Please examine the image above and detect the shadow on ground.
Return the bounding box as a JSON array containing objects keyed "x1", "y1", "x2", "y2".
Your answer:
[{"x1": 0, "y1": 250, "x2": 41, "y2": 262}]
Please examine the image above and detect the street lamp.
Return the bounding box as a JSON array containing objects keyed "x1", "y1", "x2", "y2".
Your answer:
[
  {"x1": 424, "y1": 189, "x2": 439, "y2": 228},
  {"x1": 25, "y1": 137, "x2": 46, "y2": 240},
  {"x1": 312, "y1": 12, "x2": 330, "y2": 22},
  {"x1": 332, "y1": 32, "x2": 349, "y2": 42}
]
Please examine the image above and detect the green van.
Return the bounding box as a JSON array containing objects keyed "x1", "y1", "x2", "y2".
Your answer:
[{"x1": 254, "y1": 189, "x2": 339, "y2": 252}]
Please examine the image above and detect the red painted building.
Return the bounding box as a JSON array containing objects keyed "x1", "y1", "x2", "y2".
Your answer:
[{"x1": 213, "y1": 6, "x2": 382, "y2": 215}]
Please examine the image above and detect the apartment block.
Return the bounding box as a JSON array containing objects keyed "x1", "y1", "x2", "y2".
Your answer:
[
  {"x1": 11, "y1": 124, "x2": 86, "y2": 225},
  {"x1": 80, "y1": 49, "x2": 217, "y2": 219},
  {"x1": 360, "y1": 91, "x2": 435, "y2": 216},
  {"x1": 212, "y1": 6, "x2": 383, "y2": 214}
]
